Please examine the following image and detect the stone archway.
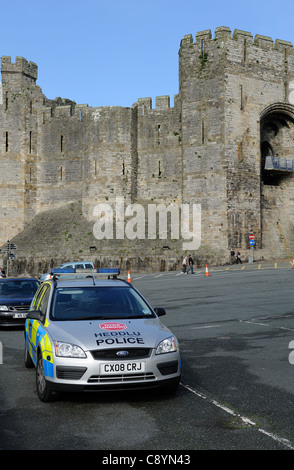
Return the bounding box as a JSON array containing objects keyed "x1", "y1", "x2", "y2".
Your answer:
[
  {"x1": 260, "y1": 103, "x2": 294, "y2": 185},
  {"x1": 260, "y1": 103, "x2": 294, "y2": 257}
]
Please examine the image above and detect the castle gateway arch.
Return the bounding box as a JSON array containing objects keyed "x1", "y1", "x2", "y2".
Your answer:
[{"x1": 260, "y1": 102, "x2": 294, "y2": 257}]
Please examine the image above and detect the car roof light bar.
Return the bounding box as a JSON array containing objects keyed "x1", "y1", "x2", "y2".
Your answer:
[{"x1": 50, "y1": 268, "x2": 120, "y2": 280}]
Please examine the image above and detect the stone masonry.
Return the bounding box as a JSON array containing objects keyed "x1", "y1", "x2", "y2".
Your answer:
[{"x1": 1, "y1": 26, "x2": 294, "y2": 275}]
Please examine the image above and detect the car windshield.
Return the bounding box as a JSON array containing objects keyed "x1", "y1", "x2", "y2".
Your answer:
[
  {"x1": 0, "y1": 279, "x2": 39, "y2": 295},
  {"x1": 50, "y1": 286, "x2": 155, "y2": 321}
]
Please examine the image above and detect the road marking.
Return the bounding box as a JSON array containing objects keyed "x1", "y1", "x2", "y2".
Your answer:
[
  {"x1": 181, "y1": 383, "x2": 294, "y2": 450},
  {"x1": 239, "y1": 319, "x2": 294, "y2": 332},
  {"x1": 192, "y1": 325, "x2": 221, "y2": 330}
]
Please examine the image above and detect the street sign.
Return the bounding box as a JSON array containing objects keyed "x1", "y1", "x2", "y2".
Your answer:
[
  {"x1": 250, "y1": 239, "x2": 255, "y2": 246},
  {"x1": 3, "y1": 240, "x2": 18, "y2": 276},
  {"x1": 249, "y1": 234, "x2": 255, "y2": 240}
]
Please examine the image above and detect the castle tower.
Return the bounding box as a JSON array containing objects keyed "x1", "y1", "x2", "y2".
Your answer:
[
  {"x1": 1, "y1": 56, "x2": 38, "y2": 90},
  {"x1": 179, "y1": 27, "x2": 294, "y2": 258},
  {"x1": 0, "y1": 57, "x2": 42, "y2": 241}
]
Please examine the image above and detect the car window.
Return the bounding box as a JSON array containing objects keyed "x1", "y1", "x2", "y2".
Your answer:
[
  {"x1": 33, "y1": 284, "x2": 46, "y2": 309},
  {"x1": 0, "y1": 279, "x2": 39, "y2": 295},
  {"x1": 50, "y1": 286, "x2": 155, "y2": 321},
  {"x1": 38, "y1": 285, "x2": 51, "y2": 316},
  {"x1": 85, "y1": 264, "x2": 93, "y2": 268}
]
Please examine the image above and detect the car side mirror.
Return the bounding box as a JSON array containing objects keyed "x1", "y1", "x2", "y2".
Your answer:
[
  {"x1": 153, "y1": 307, "x2": 166, "y2": 317},
  {"x1": 27, "y1": 310, "x2": 44, "y2": 321}
]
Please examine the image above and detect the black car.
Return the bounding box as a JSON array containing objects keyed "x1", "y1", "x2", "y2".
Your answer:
[{"x1": 0, "y1": 278, "x2": 39, "y2": 327}]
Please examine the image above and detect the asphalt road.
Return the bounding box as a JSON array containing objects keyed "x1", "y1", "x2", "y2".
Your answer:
[{"x1": 1, "y1": 260, "x2": 294, "y2": 453}]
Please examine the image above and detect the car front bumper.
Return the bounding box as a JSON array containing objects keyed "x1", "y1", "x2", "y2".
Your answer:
[{"x1": 44, "y1": 350, "x2": 181, "y2": 393}]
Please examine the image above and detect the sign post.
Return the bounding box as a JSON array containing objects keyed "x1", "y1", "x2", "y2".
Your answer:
[
  {"x1": 249, "y1": 233, "x2": 255, "y2": 263},
  {"x1": 2, "y1": 240, "x2": 17, "y2": 277}
]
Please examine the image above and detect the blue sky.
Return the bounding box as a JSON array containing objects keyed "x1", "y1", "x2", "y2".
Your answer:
[{"x1": 1, "y1": 0, "x2": 294, "y2": 107}]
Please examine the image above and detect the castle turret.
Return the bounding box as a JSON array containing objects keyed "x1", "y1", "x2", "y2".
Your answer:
[{"x1": 1, "y1": 56, "x2": 38, "y2": 90}]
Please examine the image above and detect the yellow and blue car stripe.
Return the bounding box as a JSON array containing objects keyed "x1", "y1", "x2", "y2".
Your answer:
[{"x1": 25, "y1": 283, "x2": 54, "y2": 378}]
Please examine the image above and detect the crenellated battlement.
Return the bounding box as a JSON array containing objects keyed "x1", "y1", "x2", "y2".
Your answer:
[
  {"x1": 1, "y1": 56, "x2": 38, "y2": 80},
  {"x1": 136, "y1": 94, "x2": 180, "y2": 115},
  {"x1": 181, "y1": 26, "x2": 293, "y2": 55}
]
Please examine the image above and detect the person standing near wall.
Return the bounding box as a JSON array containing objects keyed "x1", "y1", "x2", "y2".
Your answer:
[
  {"x1": 186, "y1": 254, "x2": 194, "y2": 274},
  {"x1": 181, "y1": 256, "x2": 187, "y2": 273}
]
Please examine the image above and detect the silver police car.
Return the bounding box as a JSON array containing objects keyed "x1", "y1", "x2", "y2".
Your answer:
[{"x1": 24, "y1": 269, "x2": 181, "y2": 401}]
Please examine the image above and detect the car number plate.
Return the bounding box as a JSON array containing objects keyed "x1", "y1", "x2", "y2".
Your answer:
[
  {"x1": 13, "y1": 313, "x2": 27, "y2": 318},
  {"x1": 100, "y1": 361, "x2": 145, "y2": 375}
]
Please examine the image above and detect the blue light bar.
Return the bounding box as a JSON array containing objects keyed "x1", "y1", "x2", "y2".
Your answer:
[
  {"x1": 98, "y1": 268, "x2": 120, "y2": 274},
  {"x1": 50, "y1": 268, "x2": 120, "y2": 275}
]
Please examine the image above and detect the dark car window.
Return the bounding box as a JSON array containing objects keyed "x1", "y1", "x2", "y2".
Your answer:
[
  {"x1": 50, "y1": 286, "x2": 155, "y2": 321},
  {"x1": 38, "y1": 285, "x2": 51, "y2": 315},
  {"x1": 0, "y1": 279, "x2": 39, "y2": 295}
]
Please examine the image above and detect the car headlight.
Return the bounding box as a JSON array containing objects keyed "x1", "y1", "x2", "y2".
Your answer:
[
  {"x1": 156, "y1": 336, "x2": 177, "y2": 355},
  {"x1": 54, "y1": 341, "x2": 86, "y2": 358},
  {"x1": 0, "y1": 305, "x2": 9, "y2": 311}
]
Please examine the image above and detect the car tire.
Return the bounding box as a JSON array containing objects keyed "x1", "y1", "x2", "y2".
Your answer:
[
  {"x1": 24, "y1": 341, "x2": 34, "y2": 368},
  {"x1": 36, "y1": 352, "x2": 54, "y2": 402},
  {"x1": 160, "y1": 376, "x2": 181, "y2": 396}
]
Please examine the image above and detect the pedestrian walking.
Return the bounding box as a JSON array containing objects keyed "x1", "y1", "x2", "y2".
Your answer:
[
  {"x1": 230, "y1": 248, "x2": 235, "y2": 264},
  {"x1": 186, "y1": 254, "x2": 194, "y2": 274},
  {"x1": 181, "y1": 256, "x2": 187, "y2": 274},
  {"x1": 236, "y1": 251, "x2": 242, "y2": 264}
]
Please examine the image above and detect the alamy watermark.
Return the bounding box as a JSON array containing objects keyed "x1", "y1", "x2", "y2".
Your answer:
[
  {"x1": 93, "y1": 197, "x2": 201, "y2": 250},
  {"x1": 289, "y1": 341, "x2": 294, "y2": 365}
]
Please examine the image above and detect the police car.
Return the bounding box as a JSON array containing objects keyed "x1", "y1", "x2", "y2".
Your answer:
[{"x1": 24, "y1": 268, "x2": 181, "y2": 401}]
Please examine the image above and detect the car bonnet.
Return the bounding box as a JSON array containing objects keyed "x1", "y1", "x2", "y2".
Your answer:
[{"x1": 46, "y1": 317, "x2": 175, "y2": 351}]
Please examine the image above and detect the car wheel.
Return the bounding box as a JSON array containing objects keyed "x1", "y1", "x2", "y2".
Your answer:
[
  {"x1": 36, "y1": 352, "x2": 54, "y2": 402},
  {"x1": 24, "y1": 341, "x2": 34, "y2": 368},
  {"x1": 161, "y1": 377, "x2": 181, "y2": 396}
]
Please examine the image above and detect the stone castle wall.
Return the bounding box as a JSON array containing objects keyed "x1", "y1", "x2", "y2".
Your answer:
[{"x1": 1, "y1": 27, "x2": 294, "y2": 274}]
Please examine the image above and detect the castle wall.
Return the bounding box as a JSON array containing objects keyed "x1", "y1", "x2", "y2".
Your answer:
[
  {"x1": 135, "y1": 95, "x2": 182, "y2": 203},
  {"x1": 1, "y1": 26, "x2": 294, "y2": 269},
  {"x1": 179, "y1": 30, "x2": 229, "y2": 258},
  {"x1": 36, "y1": 103, "x2": 86, "y2": 212},
  {"x1": 179, "y1": 27, "x2": 294, "y2": 259},
  {"x1": 223, "y1": 29, "x2": 294, "y2": 254},
  {"x1": 0, "y1": 57, "x2": 42, "y2": 240},
  {"x1": 83, "y1": 105, "x2": 136, "y2": 219}
]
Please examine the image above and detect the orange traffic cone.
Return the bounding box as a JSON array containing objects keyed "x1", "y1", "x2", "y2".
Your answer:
[
  {"x1": 205, "y1": 265, "x2": 209, "y2": 277},
  {"x1": 127, "y1": 270, "x2": 132, "y2": 283}
]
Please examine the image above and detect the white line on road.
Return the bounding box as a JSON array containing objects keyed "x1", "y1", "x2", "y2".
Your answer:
[
  {"x1": 191, "y1": 325, "x2": 221, "y2": 330},
  {"x1": 181, "y1": 383, "x2": 294, "y2": 450},
  {"x1": 240, "y1": 319, "x2": 294, "y2": 332}
]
